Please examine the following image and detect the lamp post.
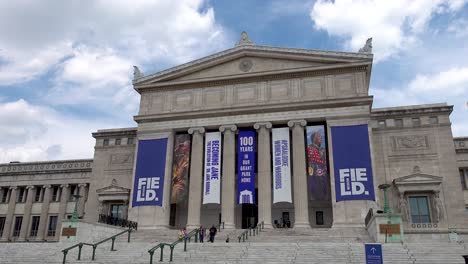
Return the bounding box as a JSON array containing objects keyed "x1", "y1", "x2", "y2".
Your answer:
[
  {"x1": 72, "y1": 194, "x2": 82, "y2": 221},
  {"x1": 378, "y1": 184, "x2": 392, "y2": 214}
]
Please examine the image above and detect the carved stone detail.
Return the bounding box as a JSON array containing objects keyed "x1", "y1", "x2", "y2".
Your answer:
[
  {"x1": 433, "y1": 191, "x2": 444, "y2": 223},
  {"x1": 110, "y1": 154, "x2": 132, "y2": 165},
  {"x1": 398, "y1": 193, "x2": 409, "y2": 222},
  {"x1": 239, "y1": 58, "x2": 253, "y2": 72},
  {"x1": 236, "y1": 31, "x2": 255, "y2": 46},
  {"x1": 392, "y1": 135, "x2": 429, "y2": 150},
  {"x1": 358, "y1": 38, "x2": 373, "y2": 53}
]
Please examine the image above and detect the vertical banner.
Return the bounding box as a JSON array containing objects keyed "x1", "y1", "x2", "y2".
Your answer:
[
  {"x1": 272, "y1": 127, "x2": 292, "y2": 203},
  {"x1": 203, "y1": 132, "x2": 222, "y2": 204},
  {"x1": 132, "y1": 138, "x2": 168, "y2": 207},
  {"x1": 331, "y1": 124, "x2": 375, "y2": 202},
  {"x1": 237, "y1": 130, "x2": 256, "y2": 204},
  {"x1": 170, "y1": 134, "x2": 191, "y2": 204},
  {"x1": 306, "y1": 125, "x2": 330, "y2": 201}
]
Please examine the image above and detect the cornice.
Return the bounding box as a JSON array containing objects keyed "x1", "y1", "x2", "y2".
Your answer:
[
  {"x1": 92, "y1": 127, "x2": 137, "y2": 138},
  {"x1": 134, "y1": 96, "x2": 373, "y2": 124},
  {"x1": 133, "y1": 44, "x2": 373, "y2": 86},
  {"x1": 371, "y1": 104, "x2": 453, "y2": 118},
  {"x1": 0, "y1": 159, "x2": 93, "y2": 175},
  {"x1": 135, "y1": 63, "x2": 370, "y2": 93}
]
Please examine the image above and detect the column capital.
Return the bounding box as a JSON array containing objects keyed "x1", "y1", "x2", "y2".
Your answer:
[
  {"x1": 60, "y1": 184, "x2": 69, "y2": 188},
  {"x1": 188, "y1": 127, "x2": 205, "y2": 135},
  {"x1": 287, "y1": 120, "x2": 307, "y2": 128},
  {"x1": 26, "y1": 185, "x2": 35, "y2": 189},
  {"x1": 9, "y1": 186, "x2": 18, "y2": 190},
  {"x1": 78, "y1": 183, "x2": 87, "y2": 188},
  {"x1": 254, "y1": 122, "x2": 272, "y2": 130},
  {"x1": 219, "y1": 125, "x2": 237, "y2": 133},
  {"x1": 43, "y1": 184, "x2": 52, "y2": 189}
]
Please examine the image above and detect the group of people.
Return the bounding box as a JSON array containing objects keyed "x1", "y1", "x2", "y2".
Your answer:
[
  {"x1": 274, "y1": 218, "x2": 291, "y2": 228},
  {"x1": 178, "y1": 225, "x2": 218, "y2": 243}
]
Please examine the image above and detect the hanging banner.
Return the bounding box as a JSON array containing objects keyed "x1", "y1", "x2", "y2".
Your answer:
[
  {"x1": 170, "y1": 134, "x2": 191, "y2": 204},
  {"x1": 331, "y1": 124, "x2": 375, "y2": 202},
  {"x1": 272, "y1": 127, "x2": 292, "y2": 203},
  {"x1": 306, "y1": 125, "x2": 330, "y2": 201},
  {"x1": 237, "y1": 130, "x2": 256, "y2": 204},
  {"x1": 203, "y1": 132, "x2": 222, "y2": 204},
  {"x1": 132, "y1": 138, "x2": 168, "y2": 207}
]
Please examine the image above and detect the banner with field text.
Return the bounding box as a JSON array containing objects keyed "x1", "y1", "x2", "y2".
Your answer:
[
  {"x1": 237, "y1": 130, "x2": 256, "y2": 204},
  {"x1": 331, "y1": 124, "x2": 375, "y2": 202},
  {"x1": 271, "y1": 127, "x2": 292, "y2": 203},
  {"x1": 132, "y1": 138, "x2": 168, "y2": 207},
  {"x1": 203, "y1": 132, "x2": 222, "y2": 204},
  {"x1": 170, "y1": 134, "x2": 191, "y2": 204}
]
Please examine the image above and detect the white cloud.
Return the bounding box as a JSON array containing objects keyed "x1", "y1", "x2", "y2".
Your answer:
[
  {"x1": 0, "y1": 99, "x2": 121, "y2": 163},
  {"x1": 409, "y1": 67, "x2": 468, "y2": 95},
  {"x1": 448, "y1": 18, "x2": 468, "y2": 37},
  {"x1": 310, "y1": 0, "x2": 467, "y2": 61}
]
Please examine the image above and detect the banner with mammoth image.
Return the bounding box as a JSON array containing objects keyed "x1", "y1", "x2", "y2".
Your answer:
[{"x1": 170, "y1": 134, "x2": 191, "y2": 204}]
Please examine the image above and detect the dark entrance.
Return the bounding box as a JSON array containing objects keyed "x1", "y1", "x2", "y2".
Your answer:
[{"x1": 241, "y1": 188, "x2": 258, "y2": 228}]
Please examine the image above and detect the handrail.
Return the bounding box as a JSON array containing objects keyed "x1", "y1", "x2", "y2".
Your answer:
[
  {"x1": 98, "y1": 214, "x2": 138, "y2": 230},
  {"x1": 61, "y1": 227, "x2": 133, "y2": 263},
  {"x1": 238, "y1": 221, "x2": 264, "y2": 243},
  {"x1": 148, "y1": 228, "x2": 200, "y2": 263}
]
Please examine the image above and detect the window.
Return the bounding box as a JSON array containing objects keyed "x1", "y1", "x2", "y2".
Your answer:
[
  {"x1": 429, "y1": 116, "x2": 438, "y2": 125},
  {"x1": 409, "y1": 196, "x2": 431, "y2": 223},
  {"x1": 34, "y1": 187, "x2": 41, "y2": 202},
  {"x1": 51, "y1": 186, "x2": 60, "y2": 202},
  {"x1": 127, "y1": 137, "x2": 134, "y2": 145},
  {"x1": 17, "y1": 187, "x2": 25, "y2": 203},
  {"x1": 103, "y1": 139, "x2": 109, "y2": 146},
  {"x1": 0, "y1": 188, "x2": 7, "y2": 203},
  {"x1": 461, "y1": 169, "x2": 468, "y2": 190},
  {"x1": 30, "y1": 216, "x2": 40, "y2": 237},
  {"x1": 378, "y1": 120, "x2": 386, "y2": 128},
  {"x1": 0, "y1": 217, "x2": 5, "y2": 237},
  {"x1": 395, "y1": 119, "x2": 403, "y2": 128},
  {"x1": 412, "y1": 118, "x2": 421, "y2": 127},
  {"x1": 47, "y1": 216, "x2": 58, "y2": 237},
  {"x1": 13, "y1": 216, "x2": 23, "y2": 237},
  {"x1": 115, "y1": 138, "x2": 121, "y2": 145},
  {"x1": 110, "y1": 204, "x2": 124, "y2": 219}
]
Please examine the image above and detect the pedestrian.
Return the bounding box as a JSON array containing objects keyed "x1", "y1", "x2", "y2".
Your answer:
[
  {"x1": 209, "y1": 225, "x2": 217, "y2": 243},
  {"x1": 178, "y1": 228, "x2": 183, "y2": 240},
  {"x1": 182, "y1": 227, "x2": 187, "y2": 239},
  {"x1": 199, "y1": 225, "x2": 204, "y2": 243}
]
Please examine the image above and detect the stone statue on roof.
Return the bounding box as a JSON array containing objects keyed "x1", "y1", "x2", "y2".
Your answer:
[
  {"x1": 133, "y1": 66, "x2": 144, "y2": 80},
  {"x1": 236, "y1": 31, "x2": 255, "y2": 46},
  {"x1": 358, "y1": 38, "x2": 373, "y2": 53}
]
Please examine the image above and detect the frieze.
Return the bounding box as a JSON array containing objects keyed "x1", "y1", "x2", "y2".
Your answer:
[
  {"x1": 0, "y1": 159, "x2": 93, "y2": 175},
  {"x1": 392, "y1": 135, "x2": 429, "y2": 151},
  {"x1": 454, "y1": 137, "x2": 468, "y2": 151},
  {"x1": 109, "y1": 154, "x2": 133, "y2": 165}
]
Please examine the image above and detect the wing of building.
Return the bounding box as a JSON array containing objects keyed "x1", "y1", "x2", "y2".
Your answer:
[{"x1": 0, "y1": 32, "x2": 467, "y2": 242}]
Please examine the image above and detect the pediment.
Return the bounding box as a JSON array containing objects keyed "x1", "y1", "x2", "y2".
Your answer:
[
  {"x1": 96, "y1": 185, "x2": 130, "y2": 195},
  {"x1": 393, "y1": 173, "x2": 443, "y2": 185},
  {"x1": 133, "y1": 45, "x2": 373, "y2": 89}
]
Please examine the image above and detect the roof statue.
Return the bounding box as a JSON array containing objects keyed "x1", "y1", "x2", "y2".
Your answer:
[
  {"x1": 236, "y1": 31, "x2": 255, "y2": 46},
  {"x1": 358, "y1": 37, "x2": 373, "y2": 53},
  {"x1": 133, "y1": 66, "x2": 144, "y2": 80}
]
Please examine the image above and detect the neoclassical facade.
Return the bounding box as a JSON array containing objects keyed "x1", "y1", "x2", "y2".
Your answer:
[{"x1": 0, "y1": 33, "x2": 467, "y2": 242}]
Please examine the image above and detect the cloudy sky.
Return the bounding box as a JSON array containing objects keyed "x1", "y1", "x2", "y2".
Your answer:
[{"x1": 1, "y1": 0, "x2": 468, "y2": 163}]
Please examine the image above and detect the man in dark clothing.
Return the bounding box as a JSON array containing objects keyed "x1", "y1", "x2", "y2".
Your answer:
[
  {"x1": 209, "y1": 225, "x2": 217, "y2": 243},
  {"x1": 199, "y1": 226, "x2": 204, "y2": 243}
]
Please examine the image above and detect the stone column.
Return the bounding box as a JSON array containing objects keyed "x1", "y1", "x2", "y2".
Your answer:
[
  {"x1": 254, "y1": 122, "x2": 273, "y2": 229},
  {"x1": 77, "y1": 184, "x2": 87, "y2": 218},
  {"x1": 288, "y1": 120, "x2": 310, "y2": 228},
  {"x1": 36, "y1": 185, "x2": 51, "y2": 241},
  {"x1": 220, "y1": 125, "x2": 237, "y2": 229},
  {"x1": 0, "y1": 187, "x2": 17, "y2": 241},
  {"x1": 55, "y1": 184, "x2": 70, "y2": 240},
  {"x1": 186, "y1": 127, "x2": 205, "y2": 229},
  {"x1": 18, "y1": 186, "x2": 35, "y2": 241}
]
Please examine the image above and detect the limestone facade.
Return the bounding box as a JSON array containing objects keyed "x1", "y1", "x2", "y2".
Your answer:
[{"x1": 0, "y1": 35, "x2": 467, "y2": 241}]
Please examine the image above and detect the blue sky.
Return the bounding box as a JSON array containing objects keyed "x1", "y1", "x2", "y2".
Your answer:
[{"x1": 1, "y1": 0, "x2": 468, "y2": 162}]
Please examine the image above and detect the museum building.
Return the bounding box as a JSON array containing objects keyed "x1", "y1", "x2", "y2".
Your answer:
[{"x1": 0, "y1": 32, "x2": 467, "y2": 242}]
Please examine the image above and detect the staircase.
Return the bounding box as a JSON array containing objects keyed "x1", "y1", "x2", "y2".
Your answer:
[{"x1": 0, "y1": 227, "x2": 466, "y2": 263}]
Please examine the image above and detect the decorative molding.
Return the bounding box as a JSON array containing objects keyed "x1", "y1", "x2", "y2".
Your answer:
[
  {"x1": 219, "y1": 125, "x2": 237, "y2": 133},
  {"x1": 109, "y1": 154, "x2": 133, "y2": 165},
  {"x1": 239, "y1": 58, "x2": 253, "y2": 72},
  {"x1": 254, "y1": 122, "x2": 272, "y2": 130},
  {"x1": 188, "y1": 127, "x2": 205, "y2": 135},
  {"x1": 288, "y1": 119, "x2": 307, "y2": 127},
  {"x1": 0, "y1": 159, "x2": 93, "y2": 175},
  {"x1": 392, "y1": 135, "x2": 429, "y2": 151}
]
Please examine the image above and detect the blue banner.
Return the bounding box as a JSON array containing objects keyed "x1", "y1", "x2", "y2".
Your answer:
[
  {"x1": 237, "y1": 130, "x2": 256, "y2": 204},
  {"x1": 331, "y1": 124, "x2": 375, "y2": 202},
  {"x1": 132, "y1": 138, "x2": 168, "y2": 207},
  {"x1": 365, "y1": 244, "x2": 383, "y2": 264}
]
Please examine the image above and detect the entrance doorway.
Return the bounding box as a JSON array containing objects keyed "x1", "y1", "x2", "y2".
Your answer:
[{"x1": 241, "y1": 188, "x2": 258, "y2": 228}]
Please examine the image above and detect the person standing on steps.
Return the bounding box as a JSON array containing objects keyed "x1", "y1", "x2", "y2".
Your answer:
[
  {"x1": 199, "y1": 225, "x2": 205, "y2": 243},
  {"x1": 209, "y1": 225, "x2": 217, "y2": 243}
]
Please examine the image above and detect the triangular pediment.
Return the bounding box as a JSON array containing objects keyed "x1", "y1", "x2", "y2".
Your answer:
[
  {"x1": 96, "y1": 185, "x2": 130, "y2": 194},
  {"x1": 133, "y1": 45, "x2": 373, "y2": 88},
  {"x1": 394, "y1": 173, "x2": 443, "y2": 185}
]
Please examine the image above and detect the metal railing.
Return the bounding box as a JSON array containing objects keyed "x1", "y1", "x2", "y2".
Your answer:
[
  {"x1": 98, "y1": 214, "x2": 138, "y2": 230},
  {"x1": 238, "y1": 221, "x2": 264, "y2": 243},
  {"x1": 61, "y1": 228, "x2": 133, "y2": 264},
  {"x1": 148, "y1": 222, "x2": 225, "y2": 263}
]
